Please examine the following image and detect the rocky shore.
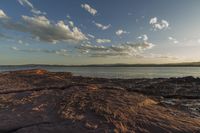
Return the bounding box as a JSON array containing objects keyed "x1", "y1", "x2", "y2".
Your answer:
[{"x1": 0, "y1": 69, "x2": 200, "y2": 133}]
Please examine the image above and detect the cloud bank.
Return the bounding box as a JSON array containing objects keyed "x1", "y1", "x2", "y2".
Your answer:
[
  {"x1": 77, "y1": 42, "x2": 154, "y2": 57},
  {"x1": 0, "y1": 11, "x2": 87, "y2": 43},
  {"x1": 11, "y1": 46, "x2": 68, "y2": 56}
]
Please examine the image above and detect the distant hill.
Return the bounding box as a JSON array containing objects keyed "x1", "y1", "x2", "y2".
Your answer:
[
  {"x1": 70, "y1": 62, "x2": 200, "y2": 67},
  {"x1": 1, "y1": 62, "x2": 200, "y2": 67}
]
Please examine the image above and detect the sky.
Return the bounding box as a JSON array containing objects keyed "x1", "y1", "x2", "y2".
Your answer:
[{"x1": 0, "y1": 0, "x2": 200, "y2": 65}]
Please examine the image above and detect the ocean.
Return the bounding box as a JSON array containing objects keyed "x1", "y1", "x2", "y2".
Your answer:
[{"x1": 1, "y1": 66, "x2": 200, "y2": 79}]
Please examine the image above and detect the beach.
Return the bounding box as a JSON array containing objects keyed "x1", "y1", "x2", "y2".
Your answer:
[{"x1": 0, "y1": 69, "x2": 199, "y2": 133}]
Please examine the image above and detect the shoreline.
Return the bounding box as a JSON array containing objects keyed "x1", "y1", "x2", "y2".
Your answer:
[
  {"x1": 1, "y1": 67, "x2": 200, "y2": 80},
  {"x1": 0, "y1": 69, "x2": 199, "y2": 132}
]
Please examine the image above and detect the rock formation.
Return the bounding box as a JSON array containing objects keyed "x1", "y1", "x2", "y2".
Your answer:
[{"x1": 0, "y1": 69, "x2": 199, "y2": 133}]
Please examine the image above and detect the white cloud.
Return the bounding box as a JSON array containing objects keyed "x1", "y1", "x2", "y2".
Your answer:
[
  {"x1": 143, "y1": 53, "x2": 179, "y2": 60},
  {"x1": 168, "y1": 37, "x2": 179, "y2": 44},
  {"x1": 173, "y1": 40, "x2": 179, "y2": 44},
  {"x1": 77, "y1": 41, "x2": 155, "y2": 57},
  {"x1": 150, "y1": 17, "x2": 169, "y2": 30},
  {"x1": 168, "y1": 37, "x2": 173, "y2": 40},
  {"x1": 87, "y1": 34, "x2": 95, "y2": 39},
  {"x1": 66, "y1": 15, "x2": 71, "y2": 20},
  {"x1": 96, "y1": 39, "x2": 111, "y2": 44},
  {"x1": 0, "y1": 9, "x2": 8, "y2": 19},
  {"x1": 116, "y1": 29, "x2": 129, "y2": 36},
  {"x1": 128, "y1": 13, "x2": 132, "y2": 16},
  {"x1": 149, "y1": 17, "x2": 157, "y2": 24},
  {"x1": 93, "y1": 21, "x2": 111, "y2": 30},
  {"x1": 18, "y1": 0, "x2": 46, "y2": 15},
  {"x1": 11, "y1": 46, "x2": 68, "y2": 56},
  {"x1": 197, "y1": 39, "x2": 200, "y2": 43},
  {"x1": 81, "y1": 4, "x2": 97, "y2": 16},
  {"x1": 1, "y1": 15, "x2": 87, "y2": 43},
  {"x1": 18, "y1": 40, "x2": 23, "y2": 44},
  {"x1": 178, "y1": 38, "x2": 200, "y2": 46},
  {"x1": 55, "y1": 49, "x2": 68, "y2": 56},
  {"x1": 18, "y1": 0, "x2": 33, "y2": 8},
  {"x1": 161, "y1": 20, "x2": 169, "y2": 28},
  {"x1": 69, "y1": 21, "x2": 74, "y2": 27},
  {"x1": 11, "y1": 46, "x2": 19, "y2": 51},
  {"x1": 138, "y1": 34, "x2": 148, "y2": 41}
]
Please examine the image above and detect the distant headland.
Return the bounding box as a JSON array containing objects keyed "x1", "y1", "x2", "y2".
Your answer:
[{"x1": 1, "y1": 62, "x2": 200, "y2": 67}]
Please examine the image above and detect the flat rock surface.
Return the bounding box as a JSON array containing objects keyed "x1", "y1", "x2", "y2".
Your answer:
[{"x1": 0, "y1": 69, "x2": 200, "y2": 133}]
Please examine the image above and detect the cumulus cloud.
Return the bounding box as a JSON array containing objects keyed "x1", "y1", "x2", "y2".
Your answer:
[
  {"x1": 168, "y1": 37, "x2": 179, "y2": 44},
  {"x1": 93, "y1": 21, "x2": 111, "y2": 30},
  {"x1": 0, "y1": 9, "x2": 8, "y2": 19},
  {"x1": 150, "y1": 17, "x2": 169, "y2": 30},
  {"x1": 116, "y1": 29, "x2": 129, "y2": 36},
  {"x1": 0, "y1": 15, "x2": 87, "y2": 43},
  {"x1": 138, "y1": 34, "x2": 148, "y2": 41},
  {"x1": 77, "y1": 41, "x2": 154, "y2": 57},
  {"x1": 18, "y1": 0, "x2": 46, "y2": 15},
  {"x1": 11, "y1": 46, "x2": 68, "y2": 56},
  {"x1": 81, "y1": 4, "x2": 97, "y2": 16},
  {"x1": 23, "y1": 15, "x2": 87, "y2": 42},
  {"x1": 96, "y1": 39, "x2": 111, "y2": 44}
]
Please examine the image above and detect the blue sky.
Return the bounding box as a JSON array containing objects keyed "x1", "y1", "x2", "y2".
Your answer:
[{"x1": 0, "y1": 0, "x2": 200, "y2": 65}]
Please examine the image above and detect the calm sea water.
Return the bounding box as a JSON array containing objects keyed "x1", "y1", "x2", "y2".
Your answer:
[{"x1": 1, "y1": 66, "x2": 200, "y2": 79}]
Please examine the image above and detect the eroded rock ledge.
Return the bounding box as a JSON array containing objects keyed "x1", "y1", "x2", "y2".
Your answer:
[{"x1": 0, "y1": 69, "x2": 199, "y2": 133}]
